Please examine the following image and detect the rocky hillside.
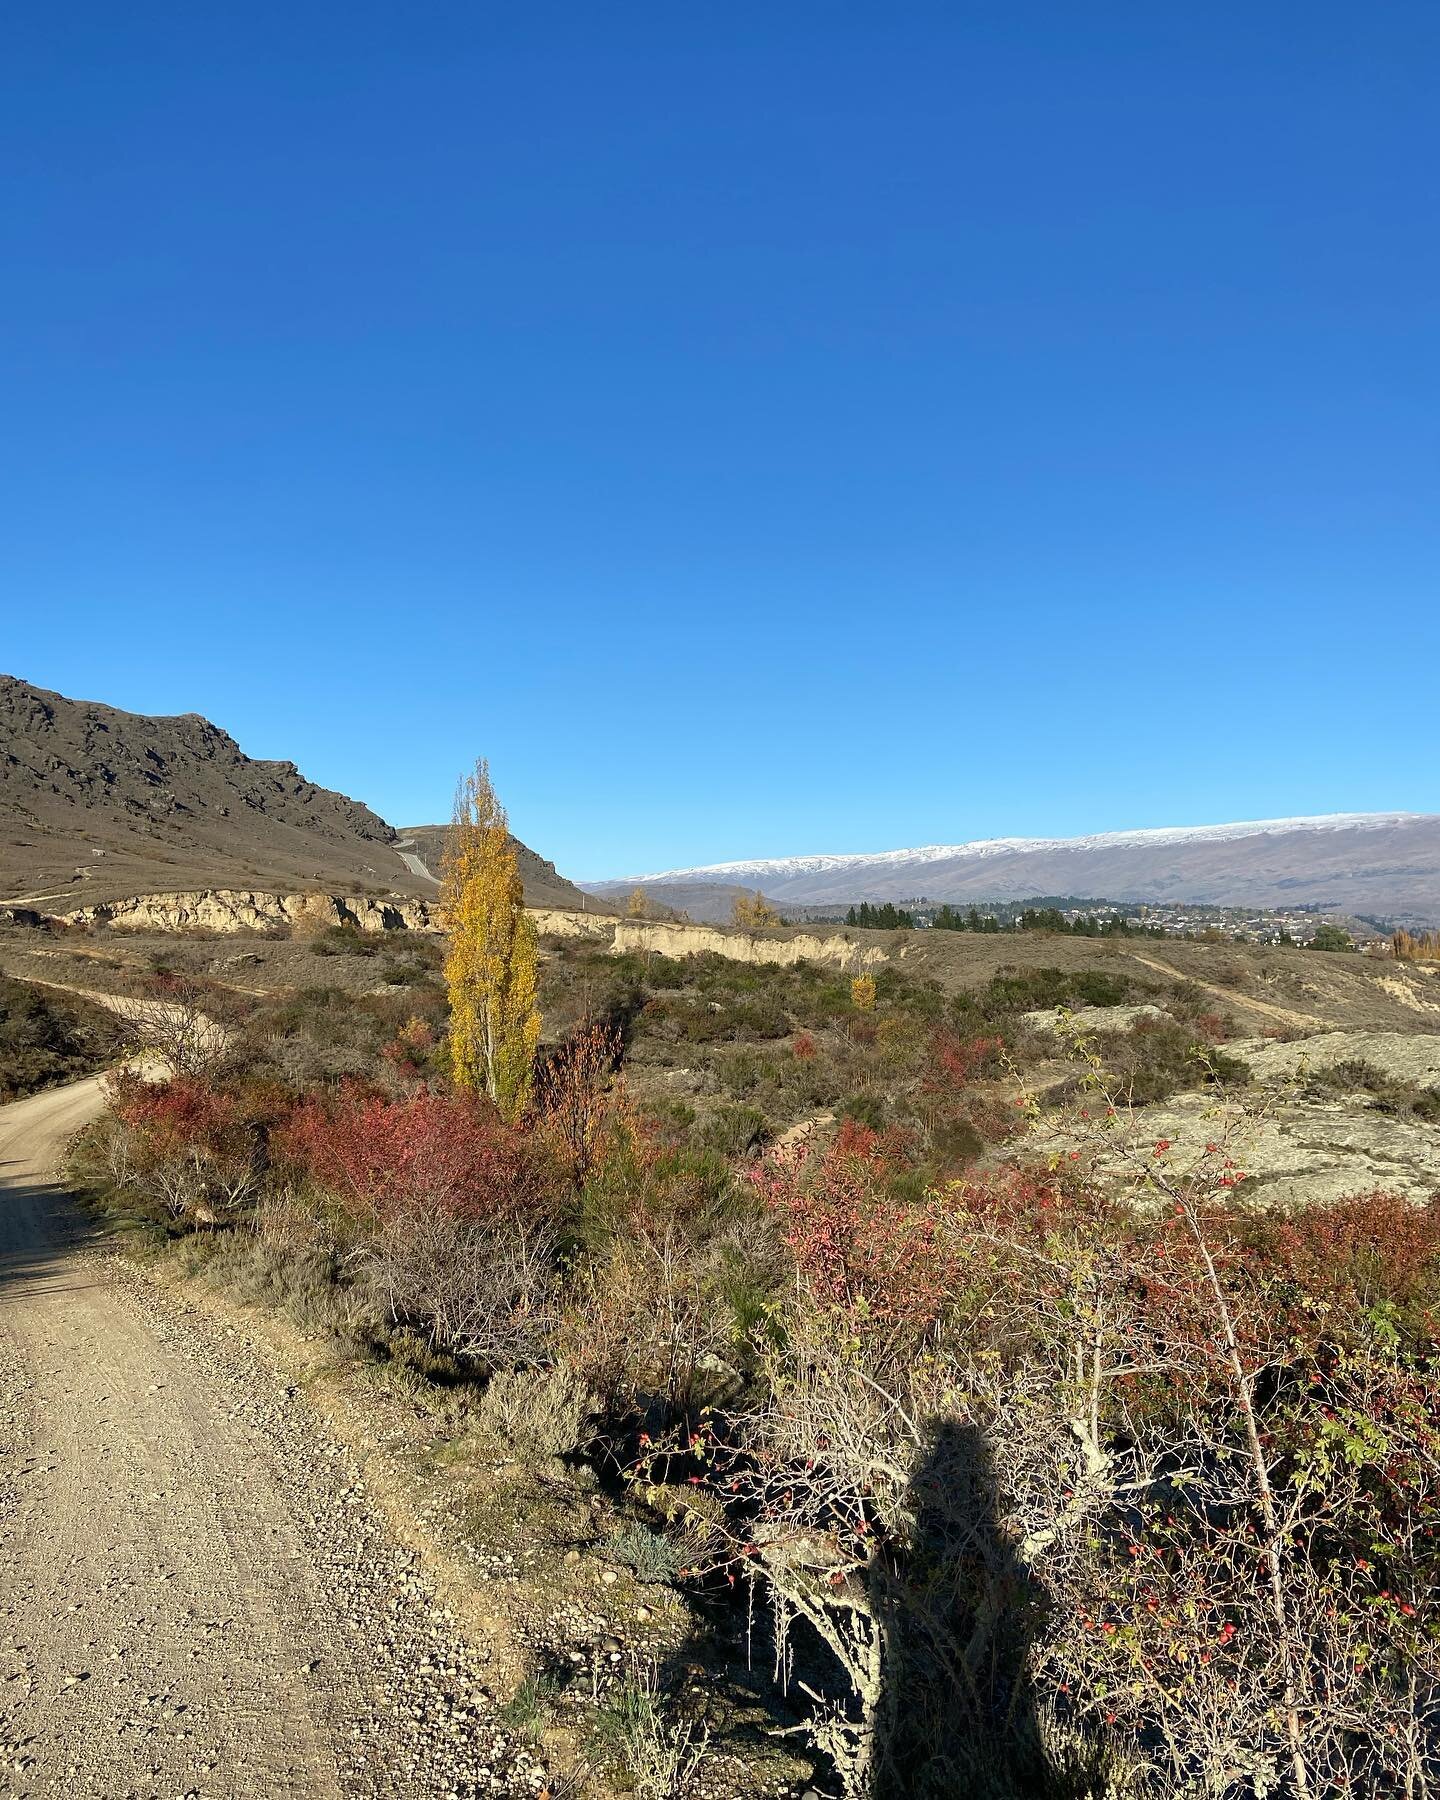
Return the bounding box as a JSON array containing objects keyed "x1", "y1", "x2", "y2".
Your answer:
[
  {"x1": 0, "y1": 675, "x2": 593, "y2": 911},
  {"x1": 621, "y1": 813, "x2": 1440, "y2": 922},
  {"x1": 396, "y1": 824, "x2": 609, "y2": 914}
]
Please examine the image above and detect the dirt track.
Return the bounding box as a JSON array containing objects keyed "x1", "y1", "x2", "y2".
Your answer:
[
  {"x1": 0, "y1": 1080, "x2": 535, "y2": 1799},
  {"x1": 1120, "y1": 949, "x2": 1326, "y2": 1031}
]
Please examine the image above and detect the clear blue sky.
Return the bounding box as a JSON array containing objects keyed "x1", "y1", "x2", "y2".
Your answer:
[{"x1": 3, "y1": 4, "x2": 1436, "y2": 878}]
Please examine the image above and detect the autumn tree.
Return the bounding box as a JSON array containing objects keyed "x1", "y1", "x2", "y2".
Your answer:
[
  {"x1": 850, "y1": 972, "x2": 877, "y2": 1012},
  {"x1": 441, "y1": 759, "x2": 540, "y2": 1121},
  {"x1": 626, "y1": 886, "x2": 650, "y2": 919},
  {"x1": 732, "y1": 889, "x2": 779, "y2": 928}
]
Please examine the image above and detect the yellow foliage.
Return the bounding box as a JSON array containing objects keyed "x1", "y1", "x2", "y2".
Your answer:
[
  {"x1": 850, "y1": 972, "x2": 877, "y2": 1012},
  {"x1": 731, "y1": 890, "x2": 780, "y2": 929},
  {"x1": 1393, "y1": 929, "x2": 1440, "y2": 964},
  {"x1": 440, "y1": 759, "x2": 540, "y2": 1121},
  {"x1": 626, "y1": 886, "x2": 650, "y2": 918}
]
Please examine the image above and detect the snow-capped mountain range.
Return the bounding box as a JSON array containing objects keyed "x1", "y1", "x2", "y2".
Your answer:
[{"x1": 590, "y1": 812, "x2": 1440, "y2": 920}]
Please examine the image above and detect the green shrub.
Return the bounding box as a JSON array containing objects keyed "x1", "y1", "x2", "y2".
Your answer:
[
  {"x1": 605, "y1": 1522, "x2": 684, "y2": 1584},
  {"x1": 713, "y1": 1047, "x2": 769, "y2": 1096},
  {"x1": 925, "y1": 1115, "x2": 985, "y2": 1167},
  {"x1": 1096, "y1": 1015, "x2": 1251, "y2": 1104},
  {"x1": 471, "y1": 1366, "x2": 596, "y2": 1461},
  {"x1": 1168, "y1": 978, "x2": 1206, "y2": 1014},
  {"x1": 1069, "y1": 970, "x2": 1129, "y2": 1007},
  {"x1": 700, "y1": 1103, "x2": 769, "y2": 1155},
  {"x1": 839, "y1": 1091, "x2": 887, "y2": 1131},
  {"x1": 309, "y1": 925, "x2": 378, "y2": 957},
  {"x1": 979, "y1": 965, "x2": 1138, "y2": 1019}
]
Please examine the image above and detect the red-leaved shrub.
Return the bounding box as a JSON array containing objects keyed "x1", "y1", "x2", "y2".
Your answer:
[
  {"x1": 110, "y1": 1071, "x2": 244, "y2": 1154},
  {"x1": 106, "y1": 1071, "x2": 269, "y2": 1218},
  {"x1": 924, "y1": 1029, "x2": 1005, "y2": 1092},
  {"x1": 1246, "y1": 1188, "x2": 1440, "y2": 1344},
  {"x1": 276, "y1": 1084, "x2": 554, "y2": 1225},
  {"x1": 750, "y1": 1137, "x2": 961, "y2": 1337}
]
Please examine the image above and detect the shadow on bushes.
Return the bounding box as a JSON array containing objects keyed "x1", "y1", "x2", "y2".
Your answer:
[{"x1": 869, "y1": 1420, "x2": 1096, "y2": 1800}]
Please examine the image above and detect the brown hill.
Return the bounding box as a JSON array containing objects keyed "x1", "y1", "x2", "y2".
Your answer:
[
  {"x1": 396, "y1": 824, "x2": 612, "y2": 914},
  {"x1": 0, "y1": 675, "x2": 594, "y2": 911}
]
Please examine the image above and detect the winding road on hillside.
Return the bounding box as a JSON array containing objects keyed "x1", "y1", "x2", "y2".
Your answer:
[
  {"x1": 392, "y1": 841, "x2": 440, "y2": 887},
  {"x1": 0, "y1": 1075, "x2": 528, "y2": 1798}
]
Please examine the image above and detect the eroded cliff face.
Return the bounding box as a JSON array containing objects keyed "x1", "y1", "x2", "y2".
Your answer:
[
  {"x1": 608, "y1": 918, "x2": 886, "y2": 971},
  {"x1": 528, "y1": 909, "x2": 884, "y2": 970},
  {"x1": 54, "y1": 890, "x2": 437, "y2": 934},
  {"x1": 527, "y1": 908, "x2": 615, "y2": 943},
  {"x1": 17, "y1": 891, "x2": 886, "y2": 976}
]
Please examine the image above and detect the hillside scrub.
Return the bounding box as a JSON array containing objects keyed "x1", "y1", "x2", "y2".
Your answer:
[
  {"x1": 535, "y1": 943, "x2": 1201, "y2": 1184},
  {"x1": 0, "y1": 975, "x2": 128, "y2": 1099},
  {"x1": 70, "y1": 942, "x2": 1440, "y2": 1798}
]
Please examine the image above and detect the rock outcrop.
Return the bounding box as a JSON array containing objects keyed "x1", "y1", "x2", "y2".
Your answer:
[
  {"x1": 57, "y1": 890, "x2": 437, "y2": 935},
  {"x1": 1023, "y1": 1003, "x2": 1169, "y2": 1036},
  {"x1": 527, "y1": 908, "x2": 617, "y2": 943},
  {"x1": 1055, "y1": 1092, "x2": 1440, "y2": 1212},
  {"x1": 532, "y1": 909, "x2": 887, "y2": 971},
  {"x1": 0, "y1": 675, "x2": 597, "y2": 912},
  {"x1": 1026, "y1": 1025, "x2": 1440, "y2": 1212},
  {"x1": 1230, "y1": 1029, "x2": 1440, "y2": 1089},
  {"x1": 609, "y1": 918, "x2": 887, "y2": 973}
]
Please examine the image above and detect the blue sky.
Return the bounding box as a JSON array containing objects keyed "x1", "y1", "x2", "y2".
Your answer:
[{"x1": 2, "y1": 4, "x2": 1436, "y2": 878}]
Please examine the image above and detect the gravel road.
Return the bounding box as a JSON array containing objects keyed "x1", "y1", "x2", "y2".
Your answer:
[
  {"x1": 0, "y1": 1079, "x2": 542, "y2": 1799},
  {"x1": 391, "y1": 844, "x2": 439, "y2": 887}
]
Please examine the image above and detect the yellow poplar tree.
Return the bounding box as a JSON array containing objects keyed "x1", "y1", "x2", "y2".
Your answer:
[
  {"x1": 441, "y1": 759, "x2": 540, "y2": 1122},
  {"x1": 626, "y1": 886, "x2": 650, "y2": 918}
]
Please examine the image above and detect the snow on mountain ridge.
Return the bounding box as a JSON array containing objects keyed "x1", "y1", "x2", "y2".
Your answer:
[{"x1": 631, "y1": 813, "x2": 1425, "y2": 884}]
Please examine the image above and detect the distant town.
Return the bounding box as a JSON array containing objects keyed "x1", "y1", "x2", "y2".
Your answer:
[{"x1": 785, "y1": 895, "x2": 1391, "y2": 948}]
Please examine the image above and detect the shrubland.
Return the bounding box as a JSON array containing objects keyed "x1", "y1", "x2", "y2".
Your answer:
[
  {"x1": 0, "y1": 974, "x2": 127, "y2": 1099},
  {"x1": 70, "y1": 929, "x2": 1440, "y2": 1798}
]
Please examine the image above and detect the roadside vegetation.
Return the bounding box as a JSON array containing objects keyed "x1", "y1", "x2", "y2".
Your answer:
[
  {"x1": 0, "y1": 974, "x2": 127, "y2": 1099},
  {"x1": 57, "y1": 771, "x2": 1440, "y2": 1799}
]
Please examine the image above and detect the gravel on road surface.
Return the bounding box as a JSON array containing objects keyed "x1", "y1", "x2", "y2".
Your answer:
[{"x1": 0, "y1": 1078, "x2": 543, "y2": 1800}]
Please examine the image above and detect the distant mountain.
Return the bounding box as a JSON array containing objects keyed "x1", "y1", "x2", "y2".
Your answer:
[
  {"x1": 603, "y1": 814, "x2": 1440, "y2": 923},
  {"x1": 0, "y1": 675, "x2": 594, "y2": 911}
]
